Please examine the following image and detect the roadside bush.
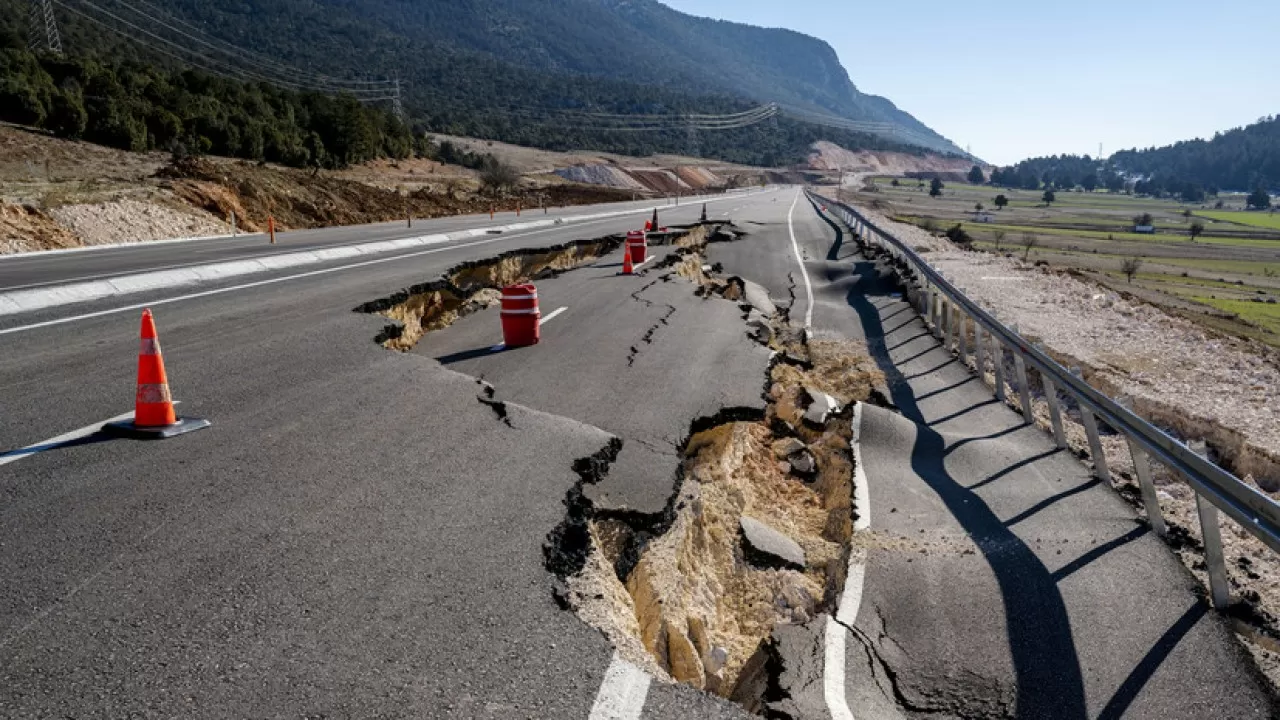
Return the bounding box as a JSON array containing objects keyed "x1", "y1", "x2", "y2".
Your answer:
[{"x1": 944, "y1": 224, "x2": 973, "y2": 248}]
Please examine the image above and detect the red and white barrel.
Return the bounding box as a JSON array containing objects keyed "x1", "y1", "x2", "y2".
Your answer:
[
  {"x1": 626, "y1": 230, "x2": 647, "y2": 264},
  {"x1": 500, "y1": 284, "x2": 540, "y2": 347}
]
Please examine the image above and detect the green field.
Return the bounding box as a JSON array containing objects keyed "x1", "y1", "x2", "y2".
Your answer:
[
  {"x1": 850, "y1": 176, "x2": 1280, "y2": 346},
  {"x1": 1195, "y1": 210, "x2": 1280, "y2": 230},
  {"x1": 1190, "y1": 296, "x2": 1280, "y2": 334},
  {"x1": 901, "y1": 217, "x2": 1280, "y2": 249}
]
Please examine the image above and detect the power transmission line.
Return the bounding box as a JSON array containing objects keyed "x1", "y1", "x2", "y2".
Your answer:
[
  {"x1": 54, "y1": 0, "x2": 402, "y2": 114},
  {"x1": 28, "y1": 0, "x2": 63, "y2": 54},
  {"x1": 94, "y1": 0, "x2": 395, "y2": 92}
]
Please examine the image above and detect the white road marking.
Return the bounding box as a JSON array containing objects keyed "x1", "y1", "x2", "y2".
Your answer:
[
  {"x1": 540, "y1": 306, "x2": 568, "y2": 325},
  {"x1": 786, "y1": 190, "x2": 815, "y2": 329},
  {"x1": 0, "y1": 410, "x2": 134, "y2": 467},
  {"x1": 0, "y1": 213, "x2": 665, "y2": 337},
  {"x1": 0, "y1": 191, "x2": 770, "y2": 318},
  {"x1": 825, "y1": 616, "x2": 856, "y2": 720},
  {"x1": 589, "y1": 652, "x2": 650, "y2": 720},
  {"x1": 0, "y1": 403, "x2": 179, "y2": 468},
  {"x1": 825, "y1": 402, "x2": 873, "y2": 720}
]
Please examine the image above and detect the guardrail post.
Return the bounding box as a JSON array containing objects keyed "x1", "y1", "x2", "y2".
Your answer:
[
  {"x1": 974, "y1": 323, "x2": 986, "y2": 384},
  {"x1": 955, "y1": 303, "x2": 968, "y2": 362},
  {"x1": 1189, "y1": 440, "x2": 1231, "y2": 609},
  {"x1": 1036, "y1": 343, "x2": 1067, "y2": 448},
  {"x1": 1071, "y1": 366, "x2": 1111, "y2": 483},
  {"x1": 1117, "y1": 396, "x2": 1166, "y2": 537},
  {"x1": 1010, "y1": 324, "x2": 1034, "y2": 422},
  {"x1": 992, "y1": 332, "x2": 1007, "y2": 403}
]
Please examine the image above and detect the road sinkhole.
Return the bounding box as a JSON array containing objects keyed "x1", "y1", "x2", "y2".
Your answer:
[
  {"x1": 357, "y1": 220, "x2": 885, "y2": 712},
  {"x1": 546, "y1": 304, "x2": 886, "y2": 712}
]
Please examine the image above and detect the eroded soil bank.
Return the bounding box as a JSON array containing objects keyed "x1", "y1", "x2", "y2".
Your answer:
[
  {"x1": 356, "y1": 226, "x2": 712, "y2": 350},
  {"x1": 539, "y1": 234, "x2": 884, "y2": 711}
]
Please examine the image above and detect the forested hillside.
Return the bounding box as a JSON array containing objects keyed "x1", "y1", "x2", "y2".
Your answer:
[
  {"x1": 1111, "y1": 116, "x2": 1279, "y2": 193},
  {"x1": 0, "y1": 0, "x2": 952, "y2": 167},
  {"x1": 993, "y1": 116, "x2": 1279, "y2": 198}
]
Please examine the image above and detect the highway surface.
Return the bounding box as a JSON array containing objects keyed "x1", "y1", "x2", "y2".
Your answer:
[{"x1": 1, "y1": 187, "x2": 1275, "y2": 718}]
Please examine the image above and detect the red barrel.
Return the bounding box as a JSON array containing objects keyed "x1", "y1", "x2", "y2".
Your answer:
[
  {"x1": 626, "y1": 230, "x2": 647, "y2": 264},
  {"x1": 500, "y1": 284, "x2": 540, "y2": 347}
]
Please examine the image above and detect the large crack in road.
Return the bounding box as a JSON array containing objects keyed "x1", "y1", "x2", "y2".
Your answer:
[{"x1": 353, "y1": 216, "x2": 887, "y2": 716}]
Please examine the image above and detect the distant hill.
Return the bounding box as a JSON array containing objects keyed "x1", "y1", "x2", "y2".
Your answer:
[
  {"x1": 297, "y1": 0, "x2": 959, "y2": 153},
  {"x1": 0, "y1": 0, "x2": 960, "y2": 158},
  {"x1": 1110, "y1": 115, "x2": 1279, "y2": 193},
  {"x1": 992, "y1": 116, "x2": 1280, "y2": 197}
]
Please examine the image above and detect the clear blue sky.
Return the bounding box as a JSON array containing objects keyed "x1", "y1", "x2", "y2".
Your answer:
[{"x1": 662, "y1": 0, "x2": 1278, "y2": 165}]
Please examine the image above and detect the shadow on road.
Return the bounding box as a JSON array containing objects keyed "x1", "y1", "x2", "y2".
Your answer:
[
  {"x1": 0, "y1": 432, "x2": 118, "y2": 464},
  {"x1": 435, "y1": 344, "x2": 506, "y2": 365},
  {"x1": 844, "y1": 252, "x2": 1091, "y2": 719}
]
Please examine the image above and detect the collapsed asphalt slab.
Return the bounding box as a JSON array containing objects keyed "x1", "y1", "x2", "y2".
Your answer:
[{"x1": 416, "y1": 242, "x2": 773, "y2": 519}]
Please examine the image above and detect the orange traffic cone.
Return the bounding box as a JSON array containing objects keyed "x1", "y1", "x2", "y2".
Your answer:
[
  {"x1": 621, "y1": 240, "x2": 634, "y2": 275},
  {"x1": 104, "y1": 309, "x2": 211, "y2": 439}
]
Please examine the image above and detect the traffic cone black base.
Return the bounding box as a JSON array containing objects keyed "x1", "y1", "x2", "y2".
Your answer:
[{"x1": 104, "y1": 416, "x2": 211, "y2": 440}]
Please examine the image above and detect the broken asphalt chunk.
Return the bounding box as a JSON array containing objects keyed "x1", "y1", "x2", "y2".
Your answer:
[
  {"x1": 740, "y1": 516, "x2": 806, "y2": 570},
  {"x1": 741, "y1": 279, "x2": 777, "y2": 317},
  {"x1": 801, "y1": 386, "x2": 842, "y2": 428}
]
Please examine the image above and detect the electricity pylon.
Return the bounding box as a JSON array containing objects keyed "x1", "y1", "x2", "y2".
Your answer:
[{"x1": 28, "y1": 0, "x2": 63, "y2": 55}]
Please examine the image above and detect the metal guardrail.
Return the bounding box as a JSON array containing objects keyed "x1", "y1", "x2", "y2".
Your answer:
[{"x1": 809, "y1": 190, "x2": 1280, "y2": 609}]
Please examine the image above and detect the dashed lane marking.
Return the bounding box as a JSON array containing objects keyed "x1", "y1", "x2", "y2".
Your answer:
[
  {"x1": 589, "y1": 652, "x2": 650, "y2": 720},
  {"x1": 540, "y1": 306, "x2": 569, "y2": 325}
]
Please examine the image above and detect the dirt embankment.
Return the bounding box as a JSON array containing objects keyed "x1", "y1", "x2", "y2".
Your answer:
[
  {"x1": 160, "y1": 158, "x2": 637, "y2": 233},
  {"x1": 0, "y1": 124, "x2": 655, "y2": 254},
  {"x1": 808, "y1": 141, "x2": 982, "y2": 181}
]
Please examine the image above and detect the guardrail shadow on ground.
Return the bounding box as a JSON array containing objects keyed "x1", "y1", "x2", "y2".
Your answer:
[{"x1": 846, "y1": 256, "x2": 1090, "y2": 718}]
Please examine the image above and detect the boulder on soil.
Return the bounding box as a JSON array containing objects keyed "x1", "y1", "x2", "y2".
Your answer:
[
  {"x1": 771, "y1": 437, "x2": 806, "y2": 459},
  {"x1": 788, "y1": 450, "x2": 817, "y2": 477}
]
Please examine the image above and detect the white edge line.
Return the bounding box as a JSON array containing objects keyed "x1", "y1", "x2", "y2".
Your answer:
[
  {"x1": 0, "y1": 402, "x2": 180, "y2": 468},
  {"x1": 786, "y1": 189, "x2": 816, "y2": 330},
  {"x1": 0, "y1": 207, "x2": 700, "y2": 337},
  {"x1": 589, "y1": 652, "x2": 650, "y2": 720},
  {"x1": 825, "y1": 401, "x2": 872, "y2": 720},
  {"x1": 0, "y1": 189, "x2": 773, "y2": 316}
]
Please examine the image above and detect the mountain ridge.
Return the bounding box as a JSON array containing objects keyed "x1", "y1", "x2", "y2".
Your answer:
[{"x1": 144, "y1": 0, "x2": 961, "y2": 154}]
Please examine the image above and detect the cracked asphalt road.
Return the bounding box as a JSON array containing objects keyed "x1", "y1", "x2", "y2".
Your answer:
[
  {"x1": 422, "y1": 237, "x2": 773, "y2": 521},
  {"x1": 0, "y1": 190, "x2": 785, "y2": 719},
  {"x1": 713, "y1": 196, "x2": 1279, "y2": 719},
  {"x1": 4, "y1": 184, "x2": 1275, "y2": 719}
]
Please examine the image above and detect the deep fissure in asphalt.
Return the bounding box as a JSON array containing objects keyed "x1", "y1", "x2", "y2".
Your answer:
[{"x1": 537, "y1": 232, "x2": 886, "y2": 712}]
